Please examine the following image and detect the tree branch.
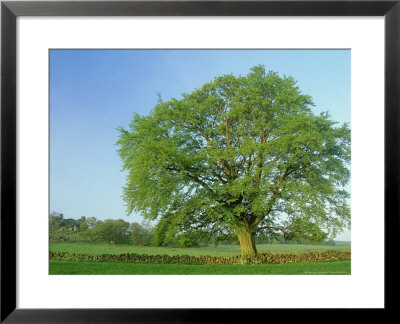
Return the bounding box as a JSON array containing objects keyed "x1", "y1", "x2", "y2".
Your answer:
[
  {"x1": 251, "y1": 163, "x2": 293, "y2": 229},
  {"x1": 165, "y1": 166, "x2": 215, "y2": 195},
  {"x1": 196, "y1": 127, "x2": 233, "y2": 179},
  {"x1": 256, "y1": 225, "x2": 287, "y2": 232}
]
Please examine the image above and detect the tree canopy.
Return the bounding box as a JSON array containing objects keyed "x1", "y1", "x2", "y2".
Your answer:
[{"x1": 117, "y1": 65, "x2": 351, "y2": 256}]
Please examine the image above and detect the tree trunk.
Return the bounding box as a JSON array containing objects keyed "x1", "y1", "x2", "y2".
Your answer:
[{"x1": 236, "y1": 227, "x2": 257, "y2": 257}]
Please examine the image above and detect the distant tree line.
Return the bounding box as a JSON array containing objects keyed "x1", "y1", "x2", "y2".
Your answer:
[
  {"x1": 50, "y1": 211, "x2": 333, "y2": 247},
  {"x1": 49, "y1": 212, "x2": 152, "y2": 245}
]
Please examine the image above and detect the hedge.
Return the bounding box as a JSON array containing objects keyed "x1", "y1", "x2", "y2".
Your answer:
[{"x1": 50, "y1": 249, "x2": 350, "y2": 265}]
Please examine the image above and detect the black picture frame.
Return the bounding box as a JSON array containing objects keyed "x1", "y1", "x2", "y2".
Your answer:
[{"x1": 1, "y1": 0, "x2": 398, "y2": 322}]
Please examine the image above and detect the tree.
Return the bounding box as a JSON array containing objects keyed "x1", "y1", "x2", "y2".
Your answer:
[
  {"x1": 49, "y1": 211, "x2": 64, "y2": 230},
  {"x1": 113, "y1": 219, "x2": 131, "y2": 244},
  {"x1": 90, "y1": 219, "x2": 130, "y2": 244},
  {"x1": 117, "y1": 65, "x2": 351, "y2": 257},
  {"x1": 80, "y1": 216, "x2": 101, "y2": 242},
  {"x1": 131, "y1": 221, "x2": 153, "y2": 246}
]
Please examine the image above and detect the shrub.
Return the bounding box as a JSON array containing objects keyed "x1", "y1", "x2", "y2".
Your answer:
[{"x1": 50, "y1": 249, "x2": 350, "y2": 265}]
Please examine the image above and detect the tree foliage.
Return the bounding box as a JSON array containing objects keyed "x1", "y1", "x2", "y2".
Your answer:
[
  {"x1": 91, "y1": 219, "x2": 131, "y2": 244},
  {"x1": 49, "y1": 211, "x2": 64, "y2": 229},
  {"x1": 117, "y1": 65, "x2": 351, "y2": 256},
  {"x1": 131, "y1": 221, "x2": 153, "y2": 246}
]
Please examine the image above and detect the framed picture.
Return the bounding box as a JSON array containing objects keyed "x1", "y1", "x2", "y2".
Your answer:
[{"x1": 1, "y1": 0, "x2": 398, "y2": 322}]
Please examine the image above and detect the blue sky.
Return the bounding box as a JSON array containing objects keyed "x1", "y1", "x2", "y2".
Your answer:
[{"x1": 50, "y1": 49, "x2": 351, "y2": 240}]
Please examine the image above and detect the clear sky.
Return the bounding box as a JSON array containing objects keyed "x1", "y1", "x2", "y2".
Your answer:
[{"x1": 50, "y1": 49, "x2": 351, "y2": 240}]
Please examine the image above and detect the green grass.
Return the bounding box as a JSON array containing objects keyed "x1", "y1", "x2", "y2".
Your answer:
[
  {"x1": 50, "y1": 242, "x2": 350, "y2": 257},
  {"x1": 49, "y1": 259, "x2": 350, "y2": 275},
  {"x1": 49, "y1": 242, "x2": 351, "y2": 275}
]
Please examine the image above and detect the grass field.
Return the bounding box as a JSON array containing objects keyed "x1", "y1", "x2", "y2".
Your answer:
[
  {"x1": 50, "y1": 259, "x2": 350, "y2": 275},
  {"x1": 50, "y1": 242, "x2": 350, "y2": 257},
  {"x1": 49, "y1": 242, "x2": 351, "y2": 275}
]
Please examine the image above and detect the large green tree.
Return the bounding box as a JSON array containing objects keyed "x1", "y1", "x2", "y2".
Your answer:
[{"x1": 117, "y1": 66, "x2": 350, "y2": 257}]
